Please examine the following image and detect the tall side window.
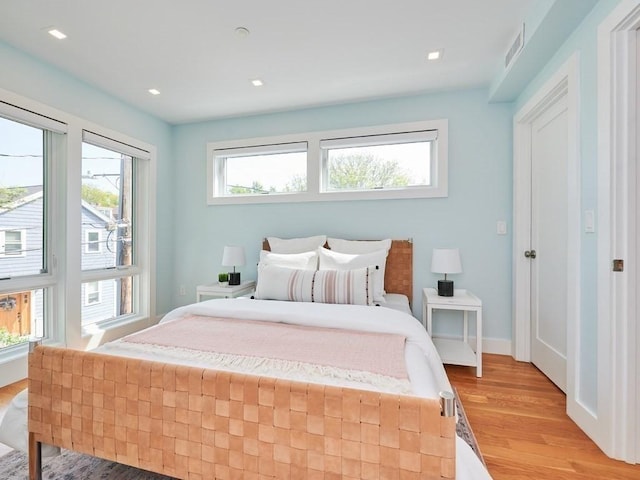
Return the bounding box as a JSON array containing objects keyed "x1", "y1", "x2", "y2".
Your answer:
[
  {"x1": 81, "y1": 131, "x2": 150, "y2": 329},
  {"x1": 0, "y1": 105, "x2": 66, "y2": 351}
]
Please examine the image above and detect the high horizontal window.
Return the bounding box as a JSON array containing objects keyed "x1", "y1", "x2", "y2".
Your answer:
[
  {"x1": 320, "y1": 131, "x2": 436, "y2": 193},
  {"x1": 212, "y1": 142, "x2": 307, "y2": 197},
  {"x1": 207, "y1": 120, "x2": 448, "y2": 205}
]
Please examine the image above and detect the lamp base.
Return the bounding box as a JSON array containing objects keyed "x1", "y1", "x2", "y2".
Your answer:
[
  {"x1": 229, "y1": 272, "x2": 241, "y2": 286},
  {"x1": 437, "y1": 280, "x2": 454, "y2": 297}
]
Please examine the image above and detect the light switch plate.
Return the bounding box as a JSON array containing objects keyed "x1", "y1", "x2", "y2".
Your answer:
[
  {"x1": 497, "y1": 220, "x2": 507, "y2": 235},
  {"x1": 585, "y1": 210, "x2": 595, "y2": 233}
]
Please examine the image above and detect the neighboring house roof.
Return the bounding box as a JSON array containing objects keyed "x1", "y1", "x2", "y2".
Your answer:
[{"x1": 0, "y1": 187, "x2": 113, "y2": 223}]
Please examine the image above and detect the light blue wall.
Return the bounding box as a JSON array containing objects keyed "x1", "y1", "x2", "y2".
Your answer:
[
  {"x1": 0, "y1": 40, "x2": 175, "y2": 315},
  {"x1": 514, "y1": 0, "x2": 621, "y2": 412},
  {"x1": 172, "y1": 89, "x2": 514, "y2": 342}
]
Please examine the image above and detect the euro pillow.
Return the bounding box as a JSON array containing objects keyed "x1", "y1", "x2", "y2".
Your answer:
[
  {"x1": 327, "y1": 238, "x2": 392, "y2": 254},
  {"x1": 267, "y1": 235, "x2": 327, "y2": 254},
  {"x1": 255, "y1": 264, "x2": 374, "y2": 306},
  {"x1": 258, "y1": 250, "x2": 318, "y2": 270},
  {"x1": 318, "y1": 247, "x2": 388, "y2": 303}
]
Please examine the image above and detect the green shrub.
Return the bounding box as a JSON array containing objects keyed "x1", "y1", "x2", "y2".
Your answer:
[{"x1": 0, "y1": 327, "x2": 28, "y2": 348}]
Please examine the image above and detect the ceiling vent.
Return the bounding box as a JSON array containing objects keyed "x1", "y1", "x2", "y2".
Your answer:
[{"x1": 505, "y1": 23, "x2": 525, "y2": 69}]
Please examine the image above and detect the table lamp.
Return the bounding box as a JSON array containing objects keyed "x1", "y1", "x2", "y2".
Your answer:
[
  {"x1": 431, "y1": 248, "x2": 462, "y2": 297},
  {"x1": 222, "y1": 246, "x2": 245, "y2": 286}
]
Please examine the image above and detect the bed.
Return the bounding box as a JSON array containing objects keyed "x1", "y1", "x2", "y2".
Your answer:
[{"x1": 24, "y1": 237, "x2": 491, "y2": 479}]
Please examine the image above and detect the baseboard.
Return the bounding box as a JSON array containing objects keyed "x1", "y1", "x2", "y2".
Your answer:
[{"x1": 479, "y1": 336, "x2": 512, "y2": 355}]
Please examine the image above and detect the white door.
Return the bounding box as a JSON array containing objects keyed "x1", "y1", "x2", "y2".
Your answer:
[{"x1": 529, "y1": 94, "x2": 568, "y2": 392}]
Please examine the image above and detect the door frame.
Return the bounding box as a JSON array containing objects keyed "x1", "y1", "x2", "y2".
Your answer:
[
  {"x1": 597, "y1": 0, "x2": 640, "y2": 463},
  {"x1": 513, "y1": 51, "x2": 581, "y2": 417}
]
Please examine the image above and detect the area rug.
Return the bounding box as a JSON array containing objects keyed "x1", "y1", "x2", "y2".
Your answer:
[
  {"x1": 454, "y1": 387, "x2": 486, "y2": 466},
  {"x1": 0, "y1": 391, "x2": 484, "y2": 479}
]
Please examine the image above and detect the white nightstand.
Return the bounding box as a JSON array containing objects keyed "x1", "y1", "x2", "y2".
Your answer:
[
  {"x1": 422, "y1": 288, "x2": 483, "y2": 377},
  {"x1": 196, "y1": 280, "x2": 256, "y2": 302}
]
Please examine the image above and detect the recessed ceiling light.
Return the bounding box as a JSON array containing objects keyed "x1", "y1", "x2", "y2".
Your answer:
[
  {"x1": 251, "y1": 79, "x2": 264, "y2": 87},
  {"x1": 48, "y1": 29, "x2": 67, "y2": 40},
  {"x1": 427, "y1": 50, "x2": 443, "y2": 61},
  {"x1": 148, "y1": 88, "x2": 161, "y2": 95}
]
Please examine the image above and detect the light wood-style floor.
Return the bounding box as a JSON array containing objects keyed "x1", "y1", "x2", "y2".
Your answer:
[
  {"x1": 0, "y1": 357, "x2": 638, "y2": 479},
  {"x1": 446, "y1": 354, "x2": 640, "y2": 479}
]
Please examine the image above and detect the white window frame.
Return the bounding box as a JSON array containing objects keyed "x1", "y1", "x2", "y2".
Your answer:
[
  {"x1": 85, "y1": 230, "x2": 101, "y2": 254},
  {"x1": 0, "y1": 229, "x2": 27, "y2": 257},
  {"x1": 207, "y1": 119, "x2": 448, "y2": 205},
  {"x1": 84, "y1": 281, "x2": 101, "y2": 306},
  {"x1": 0, "y1": 97, "x2": 64, "y2": 386},
  {"x1": 0, "y1": 88, "x2": 156, "y2": 389},
  {"x1": 80, "y1": 129, "x2": 155, "y2": 334}
]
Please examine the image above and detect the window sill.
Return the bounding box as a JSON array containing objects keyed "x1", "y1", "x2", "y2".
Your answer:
[
  {"x1": 208, "y1": 185, "x2": 448, "y2": 205},
  {"x1": 81, "y1": 313, "x2": 151, "y2": 338}
]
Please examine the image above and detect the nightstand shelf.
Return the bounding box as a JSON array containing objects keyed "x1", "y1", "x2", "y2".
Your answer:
[
  {"x1": 422, "y1": 288, "x2": 483, "y2": 377},
  {"x1": 432, "y1": 338, "x2": 478, "y2": 366},
  {"x1": 196, "y1": 280, "x2": 255, "y2": 301}
]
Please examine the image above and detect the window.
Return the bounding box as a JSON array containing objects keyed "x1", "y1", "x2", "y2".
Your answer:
[
  {"x1": 81, "y1": 140, "x2": 132, "y2": 271},
  {"x1": 81, "y1": 131, "x2": 151, "y2": 329},
  {"x1": 85, "y1": 230, "x2": 101, "y2": 253},
  {"x1": 0, "y1": 289, "x2": 45, "y2": 349},
  {"x1": 320, "y1": 131, "x2": 436, "y2": 192},
  {"x1": 84, "y1": 281, "x2": 101, "y2": 305},
  {"x1": 81, "y1": 276, "x2": 135, "y2": 326},
  {"x1": 212, "y1": 142, "x2": 307, "y2": 197},
  {"x1": 0, "y1": 102, "x2": 66, "y2": 354},
  {"x1": 207, "y1": 120, "x2": 448, "y2": 204},
  {"x1": 0, "y1": 229, "x2": 26, "y2": 257},
  {"x1": 0, "y1": 95, "x2": 155, "y2": 379}
]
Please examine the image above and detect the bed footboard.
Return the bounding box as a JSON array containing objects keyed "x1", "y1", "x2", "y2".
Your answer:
[{"x1": 28, "y1": 343, "x2": 455, "y2": 479}]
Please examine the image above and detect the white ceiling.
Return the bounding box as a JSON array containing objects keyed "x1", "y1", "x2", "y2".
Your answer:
[{"x1": 0, "y1": 0, "x2": 534, "y2": 124}]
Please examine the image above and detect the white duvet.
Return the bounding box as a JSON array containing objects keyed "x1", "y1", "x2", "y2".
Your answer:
[
  {"x1": 102, "y1": 298, "x2": 451, "y2": 398},
  {"x1": 0, "y1": 298, "x2": 492, "y2": 479}
]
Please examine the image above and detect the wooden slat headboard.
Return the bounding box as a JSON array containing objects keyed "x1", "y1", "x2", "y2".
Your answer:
[{"x1": 262, "y1": 238, "x2": 413, "y2": 304}]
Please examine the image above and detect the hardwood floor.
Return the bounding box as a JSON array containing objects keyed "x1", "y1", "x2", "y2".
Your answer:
[
  {"x1": 446, "y1": 354, "x2": 640, "y2": 479},
  {"x1": 0, "y1": 358, "x2": 638, "y2": 479}
]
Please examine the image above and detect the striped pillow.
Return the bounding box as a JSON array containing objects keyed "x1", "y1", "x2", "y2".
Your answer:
[{"x1": 255, "y1": 264, "x2": 374, "y2": 306}]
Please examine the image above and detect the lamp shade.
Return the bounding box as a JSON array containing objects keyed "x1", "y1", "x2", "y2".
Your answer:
[
  {"x1": 221, "y1": 246, "x2": 246, "y2": 267},
  {"x1": 431, "y1": 248, "x2": 462, "y2": 274}
]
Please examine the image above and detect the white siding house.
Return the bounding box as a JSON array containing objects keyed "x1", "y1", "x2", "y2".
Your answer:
[{"x1": 0, "y1": 189, "x2": 117, "y2": 331}]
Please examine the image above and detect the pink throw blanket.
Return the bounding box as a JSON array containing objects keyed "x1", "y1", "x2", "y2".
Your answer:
[{"x1": 122, "y1": 314, "x2": 408, "y2": 380}]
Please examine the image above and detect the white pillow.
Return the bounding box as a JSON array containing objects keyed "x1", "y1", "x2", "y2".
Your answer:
[
  {"x1": 255, "y1": 264, "x2": 314, "y2": 302},
  {"x1": 255, "y1": 264, "x2": 374, "y2": 306},
  {"x1": 318, "y1": 247, "x2": 388, "y2": 303},
  {"x1": 267, "y1": 235, "x2": 327, "y2": 254},
  {"x1": 327, "y1": 238, "x2": 392, "y2": 254},
  {"x1": 258, "y1": 250, "x2": 318, "y2": 270}
]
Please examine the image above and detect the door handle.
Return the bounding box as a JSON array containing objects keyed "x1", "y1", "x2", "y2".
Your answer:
[{"x1": 524, "y1": 250, "x2": 537, "y2": 259}]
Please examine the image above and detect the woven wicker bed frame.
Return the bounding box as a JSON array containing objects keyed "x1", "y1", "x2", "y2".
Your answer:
[{"x1": 28, "y1": 239, "x2": 456, "y2": 479}]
